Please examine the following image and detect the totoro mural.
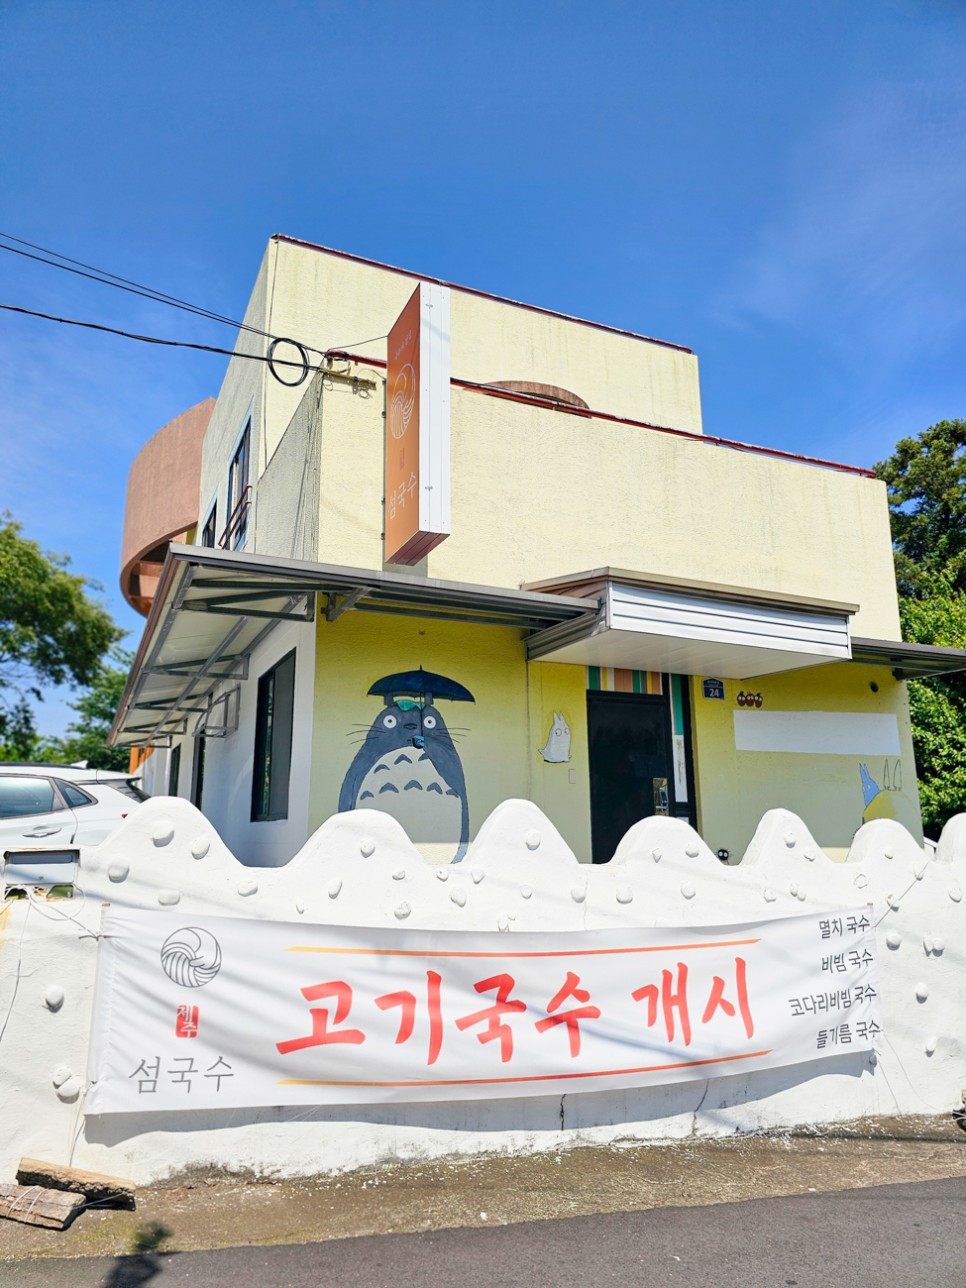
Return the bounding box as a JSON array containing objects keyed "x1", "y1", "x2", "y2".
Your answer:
[
  {"x1": 339, "y1": 668, "x2": 474, "y2": 862},
  {"x1": 860, "y1": 759, "x2": 918, "y2": 833},
  {"x1": 538, "y1": 711, "x2": 572, "y2": 763}
]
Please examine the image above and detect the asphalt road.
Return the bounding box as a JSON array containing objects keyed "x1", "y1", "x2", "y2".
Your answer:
[{"x1": 14, "y1": 1176, "x2": 966, "y2": 1288}]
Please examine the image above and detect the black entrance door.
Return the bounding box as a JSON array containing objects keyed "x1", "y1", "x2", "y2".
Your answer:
[{"x1": 587, "y1": 691, "x2": 675, "y2": 864}]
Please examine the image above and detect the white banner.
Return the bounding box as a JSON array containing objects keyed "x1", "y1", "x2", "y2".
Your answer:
[{"x1": 86, "y1": 908, "x2": 880, "y2": 1114}]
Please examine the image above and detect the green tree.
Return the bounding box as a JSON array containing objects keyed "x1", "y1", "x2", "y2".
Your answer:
[
  {"x1": 0, "y1": 514, "x2": 122, "y2": 754},
  {"x1": 875, "y1": 419, "x2": 966, "y2": 599},
  {"x1": 34, "y1": 648, "x2": 133, "y2": 771},
  {"x1": 897, "y1": 580, "x2": 966, "y2": 834},
  {"x1": 875, "y1": 422, "x2": 966, "y2": 834}
]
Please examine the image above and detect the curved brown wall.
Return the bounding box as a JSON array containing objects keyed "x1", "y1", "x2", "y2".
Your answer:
[{"x1": 120, "y1": 398, "x2": 215, "y2": 614}]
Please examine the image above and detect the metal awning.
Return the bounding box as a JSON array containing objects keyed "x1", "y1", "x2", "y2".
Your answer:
[
  {"x1": 109, "y1": 545, "x2": 598, "y2": 747},
  {"x1": 851, "y1": 637, "x2": 966, "y2": 680},
  {"x1": 523, "y1": 569, "x2": 857, "y2": 680}
]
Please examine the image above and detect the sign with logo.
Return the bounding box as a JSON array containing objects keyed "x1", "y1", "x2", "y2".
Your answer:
[
  {"x1": 384, "y1": 282, "x2": 451, "y2": 565},
  {"x1": 86, "y1": 908, "x2": 879, "y2": 1113}
]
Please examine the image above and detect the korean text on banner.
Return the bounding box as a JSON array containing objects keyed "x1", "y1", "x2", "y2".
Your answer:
[{"x1": 86, "y1": 909, "x2": 880, "y2": 1114}]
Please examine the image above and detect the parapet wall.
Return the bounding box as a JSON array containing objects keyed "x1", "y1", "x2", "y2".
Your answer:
[{"x1": 1, "y1": 798, "x2": 963, "y2": 1182}]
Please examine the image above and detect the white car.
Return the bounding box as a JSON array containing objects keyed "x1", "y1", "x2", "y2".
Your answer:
[{"x1": 0, "y1": 764, "x2": 148, "y2": 856}]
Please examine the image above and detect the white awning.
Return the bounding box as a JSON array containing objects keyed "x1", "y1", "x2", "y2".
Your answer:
[{"x1": 524, "y1": 570, "x2": 855, "y2": 679}]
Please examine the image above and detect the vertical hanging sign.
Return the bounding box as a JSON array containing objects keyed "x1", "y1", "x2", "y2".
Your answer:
[{"x1": 385, "y1": 282, "x2": 451, "y2": 565}]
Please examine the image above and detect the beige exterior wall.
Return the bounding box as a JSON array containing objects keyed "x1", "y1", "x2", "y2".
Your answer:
[
  {"x1": 200, "y1": 237, "x2": 898, "y2": 642},
  {"x1": 268, "y1": 372, "x2": 898, "y2": 639},
  {"x1": 183, "y1": 234, "x2": 915, "y2": 871},
  {"x1": 309, "y1": 609, "x2": 593, "y2": 863},
  {"x1": 690, "y1": 662, "x2": 922, "y2": 860}
]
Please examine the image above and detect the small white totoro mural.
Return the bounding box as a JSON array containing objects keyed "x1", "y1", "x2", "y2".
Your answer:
[{"x1": 538, "y1": 711, "x2": 572, "y2": 763}]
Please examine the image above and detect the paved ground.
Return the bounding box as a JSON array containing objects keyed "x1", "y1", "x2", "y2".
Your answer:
[
  {"x1": 9, "y1": 1176, "x2": 966, "y2": 1287},
  {"x1": 1, "y1": 1115, "x2": 965, "y2": 1276}
]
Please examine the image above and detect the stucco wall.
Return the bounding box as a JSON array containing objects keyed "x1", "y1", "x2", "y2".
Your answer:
[
  {"x1": 691, "y1": 664, "x2": 922, "y2": 860},
  {"x1": 1, "y1": 798, "x2": 963, "y2": 1183},
  {"x1": 195, "y1": 617, "x2": 316, "y2": 867},
  {"x1": 309, "y1": 613, "x2": 594, "y2": 863},
  {"x1": 192, "y1": 236, "x2": 899, "y2": 642}
]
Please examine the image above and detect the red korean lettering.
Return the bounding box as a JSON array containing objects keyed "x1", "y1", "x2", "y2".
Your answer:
[
  {"x1": 631, "y1": 962, "x2": 691, "y2": 1046},
  {"x1": 375, "y1": 970, "x2": 443, "y2": 1066},
  {"x1": 701, "y1": 957, "x2": 754, "y2": 1038},
  {"x1": 455, "y1": 972, "x2": 527, "y2": 1063},
  {"x1": 276, "y1": 980, "x2": 366, "y2": 1054},
  {"x1": 534, "y1": 971, "x2": 601, "y2": 1058}
]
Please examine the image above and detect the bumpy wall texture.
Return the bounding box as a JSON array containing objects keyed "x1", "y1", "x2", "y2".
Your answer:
[{"x1": 1, "y1": 798, "x2": 963, "y2": 1182}]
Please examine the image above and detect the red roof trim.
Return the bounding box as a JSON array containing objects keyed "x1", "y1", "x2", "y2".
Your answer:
[
  {"x1": 326, "y1": 350, "x2": 876, "y2": 479},
  {"x1": 272, "y1": 234, "x2": 693, "y2": 354}
]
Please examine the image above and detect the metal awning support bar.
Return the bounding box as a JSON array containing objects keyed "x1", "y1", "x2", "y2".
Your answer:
[
  {"x1": 182, "y1": 600, "x2": 315, "y2": 622},
  {"x1": 526, "y1": 602, "x2": 606, "y2": 660},
  {"x1": 146, "y1": 655, "x2": 249, "y2": 679},
  {"x1": 326, "y1": 585, "x2": 373, "y2": 621}
]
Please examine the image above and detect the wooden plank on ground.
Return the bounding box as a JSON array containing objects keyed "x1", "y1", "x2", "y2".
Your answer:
[
  {"x1": 0, "y1": 1183, "x2": 84, "y2": 1229},
  {"x1": 16, "y1": 1157, "x2": 136, "y2": 1208}
]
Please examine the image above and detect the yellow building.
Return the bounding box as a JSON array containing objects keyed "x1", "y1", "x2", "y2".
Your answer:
[{"x1": 112, "y1": 236, "x2": 966, "y2": 865}]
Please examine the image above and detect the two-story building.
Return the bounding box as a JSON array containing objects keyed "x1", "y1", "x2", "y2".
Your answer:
[{"x1": 112, "y1": 235, "x2": 966, "y2": 866}]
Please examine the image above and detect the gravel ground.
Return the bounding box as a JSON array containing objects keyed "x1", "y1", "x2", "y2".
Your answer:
[{"x1": 2, "y1": 1114, "x2": 964, "y2": 1262}]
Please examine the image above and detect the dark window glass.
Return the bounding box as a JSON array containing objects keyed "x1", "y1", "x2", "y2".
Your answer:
[
  {"x1": 191, "y1": 737, "x2": 206, "y2": 810},
  {"x1": 251, "y1": 650, "x2": 296, "y2": 822},
  {"x1": 111, "y1": 779, "x2": 150, "y2": 803},
  {"x1": 226, "y1": 422, "x2": 251, "y2": 549},
  {"x1": 168, "y1": 745, "x2": 182, "y2": 797},
  {"x1": 0, "y1": 776, "x2": 57, "y2": 818},
  {"x1": 201, "y1": 504, "x2": 218, "y2": 549},
  {"x1": 60, "y1": 782, "x2": 94, "y2": 809}
]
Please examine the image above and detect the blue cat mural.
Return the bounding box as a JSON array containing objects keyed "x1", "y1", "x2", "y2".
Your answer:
[{"x1": 339, "y1": 668, "x2": 475, "y2": 862}]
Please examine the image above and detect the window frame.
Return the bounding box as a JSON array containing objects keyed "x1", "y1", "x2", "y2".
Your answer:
[
  {"x1": 0, "y1": 774, "x2": 67, "y2": 820},
  {"x1": 168, "y1": 744, "x2": 182, "y2": 797},
  {"x1": 225, "y1": 417, "x2": 252, "y2": 550},
  {"x1": 200, "y1": 497, "x2": 218, "y2": 549},
  {"x1": 251, "y1": 649, "x2": 296, "y2": 823}
]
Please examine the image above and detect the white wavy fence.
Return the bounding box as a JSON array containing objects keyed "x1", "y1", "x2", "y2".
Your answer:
[{"x1": 0, "y1": 798, "x2": 962, "y2": 1181}]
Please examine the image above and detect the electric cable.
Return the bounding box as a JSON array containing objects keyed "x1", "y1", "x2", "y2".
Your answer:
[
  {"x1": 0, "y1": 301, "x2": 364, "y2": 385},
  {"x1": 0, "y1": 230, "x2": 388, "y2": 363}
]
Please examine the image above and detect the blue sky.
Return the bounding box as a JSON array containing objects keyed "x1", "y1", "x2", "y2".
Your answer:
[{"x1": 1, "y1": 0, "x2": 965, "y2": 734}]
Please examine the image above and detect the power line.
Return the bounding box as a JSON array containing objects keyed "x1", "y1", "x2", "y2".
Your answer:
[
  {"x1": 0, "y1": 232, "x2": 387, "y2": 364},
  {"x1": 0, "y1": 301, "x2": 318, "y2": 381},
  {"x1": 0, "y1": 233, "x2": 283, "y2": 347}
]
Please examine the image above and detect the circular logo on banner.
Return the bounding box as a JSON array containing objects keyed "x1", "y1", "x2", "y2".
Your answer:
[
  {"x1": 160, "y1": 926, "x2": 222, "y2": 988},
  {"x1": 389, "y1": 363, "x2": 416, "y2": 439}
]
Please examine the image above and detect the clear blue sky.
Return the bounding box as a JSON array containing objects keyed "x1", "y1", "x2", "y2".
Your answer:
[{"x1": 1, "y1": 0, "x2": 965, "y2": 735}]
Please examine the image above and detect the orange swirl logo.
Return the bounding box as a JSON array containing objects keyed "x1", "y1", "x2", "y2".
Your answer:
[{"x1": 389, "y1": 363, "x2": 416, "y2": 440}]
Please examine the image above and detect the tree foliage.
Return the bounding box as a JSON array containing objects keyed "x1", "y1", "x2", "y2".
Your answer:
[
  {"x1": 33, "y1": 648, "x2": 133, "y2": 772},
  {"x1": 0, "y1": 514, "x2": 123, "y2": 759},
  {"x1": 875, "y1": 419, "x2": 966, "y2": 599},
  {"x1": 875, "y1": 423, "x2": 966, "y2": 835},
  {"x1": 898, "y1": 581, "x2": 966, "y2": 834}
]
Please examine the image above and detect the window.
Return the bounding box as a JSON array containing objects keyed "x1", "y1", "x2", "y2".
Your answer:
[
  {"x1": 168, "y1": 744, "x2": 182, "y2": 797},
  {"x1": 251, "y1": 650, "x2": 296, "y2": 822},
  {"x1": 201, "y1": 502, "x2": 218, "y2": 549},
  {"x1": 110, "y1": 778, "x2": 150, "y2": 803},
  {"x1": 0, "y1": 776, "x2": 59, "y2": 818},
  {"x1": 191, "y1": 737, "x2": 206, "y2": 810},
  {"x1": 59, "y1": 782, "x2": 95, "y2": 809},
  {"x1": 225, "y1": 420, "x2": 251, "y2": 549}
]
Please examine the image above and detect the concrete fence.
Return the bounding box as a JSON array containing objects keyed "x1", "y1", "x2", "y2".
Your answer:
[{"x1": 1, "y1": 798, "x2": 963, "y2": 1182}]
